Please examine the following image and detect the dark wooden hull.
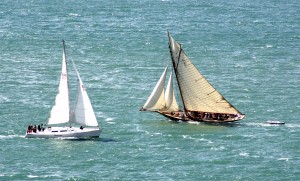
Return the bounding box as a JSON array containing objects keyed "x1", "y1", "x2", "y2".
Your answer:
[{"x1": 158, "y1": 111, "x2": 244, "y2": 123}]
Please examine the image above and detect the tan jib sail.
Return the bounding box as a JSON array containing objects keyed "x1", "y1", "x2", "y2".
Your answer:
[
  {"x1": 168, "y1": 32, "x2": 242, "y2": 114},
  {"x1": 141, "y1": 66, "x2": 179, "y2": 112},
  {"x1": 161, "y1": 72, "x2": 179, "y2": 112},
  {"x1": 141, "y1": 67, "x2": 167, "y2": 111}
]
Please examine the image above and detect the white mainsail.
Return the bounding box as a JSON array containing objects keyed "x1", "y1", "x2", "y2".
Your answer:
[
  {"x1": 26, "y1": 40, "x2": 101, "y2": 139},
  {"x1": 71, "y1": 61, "x2": 98, "y2": 127},
  {"x1": 142, "y1": 66, "x2": 168, "y2": 111},
  {"x1": 162, "y1": 72, "x2": 179, "y2": 112},
  {"x1": 168, "y1": 32, "x2": 241, "y2": 114},
  {"x1": 48, "y1": 42, "x2": 70, "y2": 125}
]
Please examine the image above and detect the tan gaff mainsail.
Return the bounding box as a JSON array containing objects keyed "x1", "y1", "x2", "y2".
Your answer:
[{"x1": 168, "y1": 32, "x2": 244, "y2": 119}]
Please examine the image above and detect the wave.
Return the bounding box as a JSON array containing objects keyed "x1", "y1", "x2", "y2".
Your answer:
[{"x1": 0, "y1": 134, "x2": 24, "y2": 139}]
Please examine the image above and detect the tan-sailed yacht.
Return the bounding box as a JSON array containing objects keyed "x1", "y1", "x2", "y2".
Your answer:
[{"x1": 140, "y1": 32, "x2": 245, "y2": 123}]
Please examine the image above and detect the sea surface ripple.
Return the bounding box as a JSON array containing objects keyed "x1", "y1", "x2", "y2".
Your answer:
[{"x1": 0, "y1": 0, "x2": 299, "y2": 180}]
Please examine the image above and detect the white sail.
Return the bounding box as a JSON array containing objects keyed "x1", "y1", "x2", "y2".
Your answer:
[
  {"x1": 141, "y1": 66, "x2": 168, "y2": 111},
  {"x1": 71, "y1": 62, "x2": 98, "y2": 127},
  {"x1": 26, "y1": 40, "x2": 101, "y2": 139},
  {"x1": 162, "y1": 72, "x2": 179, "y2": 112},
  {"x1": 48, "y1": 42, "x2": 70, "y2": 125},
  {"x1": 168, "y1": 32, "x2": 242, "y2": 114}
]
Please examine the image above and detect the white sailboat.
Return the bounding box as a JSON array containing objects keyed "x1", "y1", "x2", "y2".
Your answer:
[
  {"x1": 25, "y1": 40, "x2": 101, "y2": 138},
  {"x1": 141, "y1": 32, "x2": 245, "y2": 123}
]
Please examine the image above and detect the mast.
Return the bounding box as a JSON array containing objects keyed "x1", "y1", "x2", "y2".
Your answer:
[
  {"x1": 62, "y1": 40, "x2": 71, "y2": 125},
  {"x1": 167, "y1": 32, "x2": 187, "y2": 112}
]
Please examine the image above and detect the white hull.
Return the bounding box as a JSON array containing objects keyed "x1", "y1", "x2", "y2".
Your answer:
[{"x1": 25, "y1": 127, "x2": 101, "y2": 139}]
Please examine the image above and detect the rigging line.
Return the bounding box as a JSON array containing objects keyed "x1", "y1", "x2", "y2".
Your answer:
[{"x1": 175, "y1": 44, "x2": 182, "y2": 70}]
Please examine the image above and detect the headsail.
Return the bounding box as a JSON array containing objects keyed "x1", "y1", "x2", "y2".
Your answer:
[
  {"x1": 141, "y1": 67, "x2": 167, "y2": 111},
  {"x1": 141, "y1": 66, "x2": 180, "y2": 112},
  {"x1": 71, "y1": 60, "x2": 98, "y2": 127},
  {"x1": 162, "y1": 72, "x2": 179, "y2": 112},
  {"x1": 168, "y1": 32, "x2": 242, "y2": 114},
  {"x1": 48, "y1": 40, "x2": 70, "y2": 125}
]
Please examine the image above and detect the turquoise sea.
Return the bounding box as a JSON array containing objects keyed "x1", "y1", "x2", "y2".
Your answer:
[{"x1": 0, "y1": 0, "x2": 299, "y2": 180}]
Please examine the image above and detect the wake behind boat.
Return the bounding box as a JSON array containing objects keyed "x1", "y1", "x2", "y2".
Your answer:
[
  {"x1": 25, "y1": 40, "x2": 101, "y2": 138},
  {"x1": 140, "y1": 32, "x2": 245, "y2": 123}
]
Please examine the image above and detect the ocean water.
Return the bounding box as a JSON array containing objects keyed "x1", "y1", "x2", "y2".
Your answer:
[{"x1": 0, "y1": 0, "x2": 299, "y2": 180}]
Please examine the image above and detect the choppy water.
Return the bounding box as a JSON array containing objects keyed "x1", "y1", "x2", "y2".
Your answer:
[{"x1": 0, "y1": 0, "x2": 299, "y2": 180}]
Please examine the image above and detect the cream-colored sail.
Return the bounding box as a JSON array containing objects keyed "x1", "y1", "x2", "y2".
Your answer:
[
  {"x1": 48, "y1": 41, "x2": 70, "y2": 125},
  {"x1": 141, "y1": 67, "x2": 168, "y2": 111},
  {"x1": 168, "y1": 33, "x2": 241, "y2": 114},
  {"x1": 162, "y1": 72, "x2": 179, "y2": 112}
]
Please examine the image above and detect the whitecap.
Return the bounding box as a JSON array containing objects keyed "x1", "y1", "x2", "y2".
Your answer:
[
  {"x1": 266, "y1": 44, "x2": 273, "y2": 48},
  {"x1": 239, "y1": 152, "x2": 249, "y2": 157},
  {"x1": 106, "y1": 117, "x2": 114, "y2": 121},
  {"x1": 211, "y1": 146, "x2": 225, "y2": 151},
  {"x1": 107, "y1": 122, "x2": 116, "y2": 124},
  {"x1": 69, "y1": 13, "x2": 79, "y2": 17},
  {"x1": 0, "y1": 134, "x2": 23, "y2": 139},
  {"x1": 27, "y1": 175, "x2": 39, "y2": 178},
  {"x1": 278, "y1": 158, "x2": 289, "y2": 161},
  {"x1": 0, "y1": 95, "x2": 9, "y2": 103}
]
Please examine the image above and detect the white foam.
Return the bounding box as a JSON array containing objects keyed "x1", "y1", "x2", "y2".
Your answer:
[
  {"x1": 266, "y1": 44, "x2": 273, "y2": 48},
  {"x1": 69, "y1": 13, "x2": 79, "y2": 17},
  {"x1": 0, "y1": 134, "x2": 23, "y2": 139},
  {"x1": 278, "y1": 158, "x2": 289, "y2": 161},
  {"x1": 0, "y1": 95, "x2": 10, "y2": 103},
  {"x1": 27, "y1": 175, "x2": 39, "y2": 178},
  {"x1": 285, "y1": 124, "x2": 300, "y2": 128},
  {"x1": 106, "y1": 117, "x2": 114, "y2": 121},
  {"x1": 239, "y1": 152, "x2": 249, "y2": 157},
  {"x1": 211, "y1": 146, "x2": 225, "y2": 151},
  {"x1": 187, "y1": 121, "x2": 200, "y2": 125}
]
